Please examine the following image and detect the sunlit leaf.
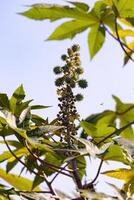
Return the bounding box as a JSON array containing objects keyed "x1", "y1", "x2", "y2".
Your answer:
[
  {"x1": 47, "y1": 20, "x2": 90, "y2": 40},
  {"x1": 73, "y1": 137, "x2": 112, "y2": 157},
  {"x1": 68, "y1": 1, "x2": 89, "y2": 12},
  {"x1": 20, "y1": 3, "x2": 96, "y2": 21},
  {"x1": 88, "y1": 24, "x2": 105, "y2": 59},
  {"x1": 19, "y1": 107, "x2": 31, "y2": 124},
  {"x1": 102, "y1": 144, "x2": 131, "y2": 164},
  {"x1": 0, "y1": 168, "x2": 40, "y2": 191},
  {"x1": 113, "y1": 95, "x2": 134, "y2": 138},
  {"x1": 102, "y1": 168, "x2": 134, "y2": 195},
  {"x1": 124, "y1": 41, "x2": 134, "y2": 65}
]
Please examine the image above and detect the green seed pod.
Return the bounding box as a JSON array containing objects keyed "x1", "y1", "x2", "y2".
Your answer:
[
  {"x1": 70, "y1": 80, "x2": 76, "y2": 88},
  {"x1": 61, "y1": 54, "x2": 68, "y2": 61},
  {"x1": 72, "y1": 44, "x2": 80, "y2": 52},
  {"x1": 75, "y1": 94, "x2": 84, "y2": 101},
  {"x1": 55, "y1": 77, "x2": 64, "y2": 87},
  {"x1": 53, "y1": 66, "x2": 62, "y2": 74},
  {"x1": 75, "y1": 67, "x2": 84, "y2": 75},
  {"x1": 65, "y1": 77, "x2": 71, "y2": 83},
  {"x1": 67, "y1": 48, "x2": 73, "y2": 56},
  {"x1": 78, "y1": 79, "x2": 88, "y2": 89}
]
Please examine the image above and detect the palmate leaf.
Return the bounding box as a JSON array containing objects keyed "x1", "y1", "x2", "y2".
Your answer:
[
  {"x1": 113, "y1": 0, "x2": 134, "y2": 18},
  {"x1": 0, "y1": 147, "x2": 28, "y2": 163},
  {"x1": 80, "y1": 112, "x2": 116, "y2": 142},
  {"x1": 114, "y1": 137, "x2": 134, "y2": 160},
  {"x1": 88, "y1": 24, "x2": 105, "y2": 59},
  {"x1": 102, "y1": 168, "x2": 134, "y2": 195},
  {"x1": 67, "y1": 1, "x2": 89, "y2": 12},
  {"x1": 102, "y1": 144, "x2": 131, "y2": 165},
  {"x1": 73, "y1": 137, "x2": 112, "y2": 157},
  {"x1": 10, "y1": 84, "x2": 25, "y2": 113},
  {"x1": 47, "y1": 20, "x2": 91, "y2": 40},
  {"x1": 113, "y1": 95, "x2": 134, "y2": 138},
  {"x1": 0, "y1": 168, "x2": 40, "y2": 191},
  {"x1": 124, "y1": 41, "x2": 134, "y2": 65},
  {"x1": 20, "y1": 3, "x2": 96, "y2": 21},
  {"x1": 0, "y1": 94, "x2": 10, "y2": 110}
]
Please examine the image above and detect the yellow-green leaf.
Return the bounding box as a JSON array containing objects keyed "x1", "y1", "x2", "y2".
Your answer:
[
  {"x1": 0, "y1": 168, "x2": 40, "y2": 191},
  {"x1": 88, "y1": 24, "x2": 105, "y2": 59},
  {"x1": 47, "y1": 20, "x2": 91, "y2": 40}
]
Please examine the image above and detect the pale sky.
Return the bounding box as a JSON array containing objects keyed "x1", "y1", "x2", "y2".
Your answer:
[{"x1": 1, "y1": 0, "x2": 134, "y2": 197}]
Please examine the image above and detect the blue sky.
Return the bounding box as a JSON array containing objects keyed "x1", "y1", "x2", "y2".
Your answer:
[{"x1": 1, "y1": 0, "x2": 134, "y2": 196}]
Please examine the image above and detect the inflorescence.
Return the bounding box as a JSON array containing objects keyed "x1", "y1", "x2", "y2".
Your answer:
[{"x1": 53, "y1": 44, "x2": 88, "y2": 144}]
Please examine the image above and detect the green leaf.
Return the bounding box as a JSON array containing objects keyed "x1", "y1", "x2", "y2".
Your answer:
[
  {"x1": 67, "y1": 1, "x2": 89, "y2": 12},
  {"x1": 80, "y1": 120, "x2": 97, "y2": 136},
  {"x1": 113, "y1": 95, "x2": 134, "y2": 138},
  {"x1": 47, "y1": 20, "x2": 90, "y2": 40},
  {"x1": 31, "y1": 105, "x2": 50, "y2": 110},
  {"x1": 102, "y1": 144, "x2": 130, "y2": 165},
  {"x1": 0, "y1": 94, "x2": 9, "y2": 109},
  {"x1": 88, "y1": 24, "x2": 105, "y2": 59},
  {"x1": 20, "y1": 4, "x2": 96, "y2": 21},
  {"x1": 6, "y1": 159, "x2": 18, "y2": 173},
  {"x1": 0, "y1": 168, "x2": 40, "y2": 191},
  {"x1": 0, "y1": 147, "x2": 28, "y2": 163},
  {"x1": 31, "y1": 114, "x2": 48, "y2": 125},
  {"x1": 113, "y1": 0, "x2": 134, "y2": 18},
  {"x1": 124, "y1": 41, "x2": 134, "y2": 65},
  {"x1": 11, "y1": 84, "x2": 25, "y2": 102},
  {"x1": 10, "y1": 85, "x2": 25, "y2": 113},
  {"x1": 32, "y1": 174, "x2": 44, "y2": 190},
  {"x1": 102, "y1": 168, "x2": 134, "y2": 195}
]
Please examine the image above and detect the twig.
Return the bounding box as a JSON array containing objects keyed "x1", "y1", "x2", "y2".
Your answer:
[
  {"x1": 3, "y1": 135, "x2": 56, "y2": 196},
  {"x1": 2, "y1": 134, "x2": 43, "y2": 178},
  {"x1": 97, "y1": 120, "x2": 134, "y2": 145},
  {"x1": 83, "y1": 159, "x2": 103, "y2": 189},
  {"x1": 102, "y1": 24, "x2": 134, "y2": 53},
  {"x1": 25, "y1": 140, "x2": 73, "y2": 178},
  {"x1": 50, "y1": 163, "x2": 69, "y2": 184},
  {"x1": 114, "y1": 18, "x2": 134, "y2": 62}
]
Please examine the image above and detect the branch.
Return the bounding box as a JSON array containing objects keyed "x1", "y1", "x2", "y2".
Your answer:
[
  {"x1": 82, "y1": 159, "x2": 103, "y2": 189},
  {"x1": 70, "y1": 159, "x2": 83, "y2": 189},
  {"x1": 97, "y1": 120, "x2": 134, "y2": 145},
  {"x1": 24, "y1": 140, "x2": 73, "y2": 178},
  {"x1": 102, "y1": 24, "x2": 134, "y2": 53},
  {"x1": 2, "y1": 135, "x2": 56, "y2": 196},
  {"x1": 50, "y1": 163, "x2": 69, "y2": 184},
  {"x1": 2, "y1": 135, "x2": 43, "y2": 178},
  {"x1": 114, "y1": 17, "x2": 134, "y2": 62}
]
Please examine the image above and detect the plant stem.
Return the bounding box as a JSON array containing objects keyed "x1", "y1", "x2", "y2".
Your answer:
[
  {"x1": 83, "y1": 159, "x2": 103, "y2": 189},
  {"x1": 102, "y1": 24, "x2": 134, "y2": 53},
  {"x1": 114, "y1": 17, "x2": 134, "y2": 62},
  {"x1": 3, "y1": 135, "x2": 56, "y2": 197},
  {"x1": 24, "y1": 140, "x2": 72, "y2": 178},
  {"x1": 70, "y1": 159, "x2": 83, "y2": 189}
]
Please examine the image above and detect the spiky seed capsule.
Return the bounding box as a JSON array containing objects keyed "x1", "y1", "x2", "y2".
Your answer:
[
  {"x1": 75, "y1": 94, "x2": 84, "y2": 101},
  {"x1": 72, "y1": 44, "x2": 80, "y2": 52},
  {"x1": 53, "y1": 66, "x2": 62, "y2": 74},
  {"x1": 78, "y1": 79, "x2": 88, "y2": 89},
  {"x1": 61, "y1": 54, "x2": 68, "y2": 61},
  {"x1": 75, "y1": 67, "x2": 84, "y2": 74},
  {"x1": 55, "y1": 78, "x2": 64, "y2": 87}
]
